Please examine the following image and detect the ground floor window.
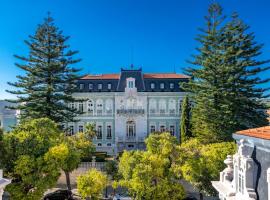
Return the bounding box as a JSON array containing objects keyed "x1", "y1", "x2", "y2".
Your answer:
[
  {"x1": 107, "y1": 125, "x2": 112, "y2": 139},
  {"x1": 78, "y1": 125, "x2": 84, "y2": 132},
  {"x1": 69, "y1": 125, "x2": 74, "y2": 135},
  {"x1": 127, "y1": 121, "x2": 136, "y2": 137},
  {"x1": 160, "y1": 125, "x2": 166, "y2": 132},
  {"x1": 97, "y1": 125, "x2": 102, "y2": 139},
  {"x1": 150, "y1": 125, "x2": 156, "y2": 133},
  {"x1": 169, "y1": 125, "x2": 175, "y2": 136}
]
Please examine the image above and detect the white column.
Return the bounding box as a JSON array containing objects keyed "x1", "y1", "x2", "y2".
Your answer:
[{"x1": 267, "y1": 168, "x2": 270, "y2": 200}]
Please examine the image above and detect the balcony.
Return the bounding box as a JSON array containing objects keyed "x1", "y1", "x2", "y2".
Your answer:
[
  {"x1": 116, "y1": 109, "x2": 145, "y2": 115},
  {"x1": 116, "y1": 136, "x2": 145, "y2": 143}
]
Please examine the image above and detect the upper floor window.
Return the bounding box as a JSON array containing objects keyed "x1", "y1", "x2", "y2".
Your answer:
[
  {"x1": 108, "y1": 83, "x2": 112, "y2": 90},
  {"x1": 98, "y1": 84, "x2": 102, "y2": 90},
  {"x1": 170, "y1": 83, "x2": 174, "y2": 89},
  {"x1": 78, "y1": 102, "x2": 84, "y2": 112},
  {"x1": 79, "y1": 83, "x2": 84, "y2": 90},
  {"x1": 70, "y1": 102, "x2": 75, "y2": 109},
  {"x1": 89, "y1": 83, "x2": 93, "y2": 90},
  {"x1": 150, "y1": 83, "x2": 155, "y2": 89},
  {"x1": 160, "y1": 83, "x2": 165, "y2": 89}
]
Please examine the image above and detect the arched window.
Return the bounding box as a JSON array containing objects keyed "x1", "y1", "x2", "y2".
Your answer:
[
  {"x1": 149, "y1": 99, "x2": 157, "y2": 114},
  {"x1": 126, "y1": 121, "x2": 136, "y2": 137},
  {"x1": 169, "y1": 99, "x2": 176, "y2": 114},
  {"x1": 105, "y1": 99, "x2": 113, "y2": 114},
  {"x1": 96, "y1": 99, "x2": 103, "y2": 115},
  {"x1": 87, "y1": 100, "x2": 94, "y2": 114},
  {"x1": 159, "y1": 99, "x2": 166, "y2": 114}
]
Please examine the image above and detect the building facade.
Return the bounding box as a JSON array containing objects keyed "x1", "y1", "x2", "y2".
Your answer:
[
  {"x1": 212, "y1": 126, "x2": 270, "y2": 200},
  {"x1": 0, "y1": 101, "x2": 17, "y2": 132},
  {"x1": 68, "y1": 68, "x2": 189, "y2": 155}
]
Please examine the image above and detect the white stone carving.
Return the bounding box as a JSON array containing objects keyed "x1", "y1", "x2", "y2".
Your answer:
[
  {"x1": 212, "y1": 139, "x2": 257, "y2": 200},
  {"x1": 0, "y1": 169, "x2": 11, "y2": 200}
]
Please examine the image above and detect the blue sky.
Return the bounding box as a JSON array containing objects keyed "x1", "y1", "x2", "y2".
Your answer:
[{"x1": 0, "y1": 0, "x2": 270, "y2": 99}]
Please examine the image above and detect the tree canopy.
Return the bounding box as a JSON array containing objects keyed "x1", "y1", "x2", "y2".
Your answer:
[{"x1": 7, "y1": 14, "x2": 81, "y2": 124}]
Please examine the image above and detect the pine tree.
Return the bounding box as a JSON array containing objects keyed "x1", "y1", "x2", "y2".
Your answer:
[
  {"x1": 183, "y1": 3, "x2": 270, "y2": 142},
  {"x1": 180, "y1": 96, "x2": 192, "y2": 143},
  {"x1": 7, "y1": 14, "x2": 81, "y2": 124}
]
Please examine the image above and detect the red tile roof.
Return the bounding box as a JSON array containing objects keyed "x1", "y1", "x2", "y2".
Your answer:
[
  {"x1": 143, "y1": 73, "x2": 190, "y2": 79},
  {"x1": 235, "y1": 126, "x2": 270, "y2": 140},
  {"x1": 80, "y1": 74, "x2": 120, "y2": 80},
  {"x1": 80, "y1": 73, "x2": 189, "y2": 80}
]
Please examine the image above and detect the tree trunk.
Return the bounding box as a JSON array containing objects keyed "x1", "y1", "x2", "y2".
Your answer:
[
  {"x1": 199, "y1": 192, "x2": 203, "y2": 200},
  {"x1": 64, "y1": 171, "x2": 71, "y2": 190}
]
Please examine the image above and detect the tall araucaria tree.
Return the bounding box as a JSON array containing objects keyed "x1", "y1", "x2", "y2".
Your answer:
[
  {"x1": 183, "y1": 3, "x2": 270, "y2": 142},
  {"x1": 180, "y1": 96, "x2": 192, "y2": 143},
  {"x1": 7, "y1": 14, "x2": 82, "y2": 124}
]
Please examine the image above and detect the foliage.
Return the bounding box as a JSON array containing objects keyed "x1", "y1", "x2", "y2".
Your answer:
[
  {"x1": 178, "y1": 139, "x2": 237, "y2": 195},
  {"x1": 180, "y1": 96, "x2": 192, "y2": 143},
  {"x1": 77, "y1": 168, "x2": 107, "y2": 200},
  {"x1": 183, "y1": 3, "x2": 270, "y2": 142},
  {"x1": 104, "y1": 160, "x2": 119, "y2": 181},
  {"x1": 45, "y1": 131, "x2": 94, "y2": 190},
  {"x1": 6, "y1": 14, "x2": 81, "y2": 124},
  {"x1": 116, "y1": 133, "x2": 185, "y2": 200},
  {"x1": 2, "y1": 118, "x2": 62, "y2": 200}
]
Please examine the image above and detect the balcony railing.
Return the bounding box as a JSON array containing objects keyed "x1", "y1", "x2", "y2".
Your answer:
[
  {"x1": 117, "y1": 109, "x2": 145, "y2": 115},
  {"x1": 116, "y1": 136, "x2": 146, "y2": 143}
]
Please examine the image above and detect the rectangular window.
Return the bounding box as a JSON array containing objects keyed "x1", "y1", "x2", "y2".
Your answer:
[
  {"x1": 70, "y1": 103, "x2": 75, "y2": 109},
  {"x1": 150, "y1": 125, "x2": 156, "y2": 133},
  {"x1": 78, "y1": 103, "x2": 84, "y2": 112},
  {"x1": 160, "y1": 125, "x2": 166, "y2": 132},
  {"x1": 97, "y1": 143, "x2": 102, "y2": 146},
  {"x1": 98, "y1": 84, "x2": 102, "y2": 90},
  {"x1": 107, "y1": 143, "x2": 112, "y2": 146},
  {"x1": 107, "y1": 125, "x2": 112, "y2": 139},
  {"x1": 169, "y1": 125, "x2": 175, "y2": 136},
  {"x1": 79, "y1": 125, "x2": 84, "y2": 132},
  {"x1": 160, "y1": 83, "x2": 165, "y2": 89},
  {"x1": 170, "y1": 83, "x2": 174, "y2": 89},
  {"x1": 150, "y1": 83, "x2": 155, "y2": 89},
  {"x1": 128, "y1": 81, "x2": 134, "y2": 88},
  {"x1": 97, "y1": 125, "x2": 102, "y2": 139},
  {"x1": 79, "y1": 83, "x2": 84, "y2": 90},
  {"x1": 108, "y1": 83, "x2": 112, "y2": 90},
  {"x1": 89, "y1": 83, "x2": 93, "y2": 90},
  {"x1": 69, "y1": 126, "x2": 74, "y2": 135}
]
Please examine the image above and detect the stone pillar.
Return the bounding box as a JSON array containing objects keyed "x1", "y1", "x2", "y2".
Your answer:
[
  {"x1": 91, "y1": 156, "x2": 96, "y2": 168},
  {"x1": 0, "y1": 169, "x2": 11, "y2": 200}
]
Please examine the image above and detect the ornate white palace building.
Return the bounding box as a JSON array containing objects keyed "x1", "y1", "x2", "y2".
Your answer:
[{"x1": 68, "y1": 67, "x2": 189, "y2": 155}]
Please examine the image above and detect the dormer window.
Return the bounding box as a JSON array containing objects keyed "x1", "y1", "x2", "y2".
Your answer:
[
  {"x1": 160, "y1": 83, "x2": 165, "y2": 89},
  {"x1": 98, "y1": 84, "x2": 102, "y2": 90},
  {"x1": 108, "y1": 83, "x2": 112, "y2": 90},
  {"x1": 128, "y1": 80, "x2": 134, "y2": 88},
  {"x1": 89, "y1": 83, "x2": 93, "y2": 90},
  {"x1": 151, "y1": 83, "x2": 155, "y2": 89},
  {"x1": 79, "y1": 83, "x2": 84, "y2": 90}
]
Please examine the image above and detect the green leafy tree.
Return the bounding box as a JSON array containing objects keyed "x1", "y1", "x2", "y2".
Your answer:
[
  {"x1": 45, "y1": 132, "x2": 94, "y2": 190},
  {"x1": 1, "y1": 118, "x2": 62, "y2": 200},
  {"x1": 77, "y1": 168, "x2": 107, "y2": 200},
  {"x1": 180, "y1": 96, "x2": 192, "y2": 143},
  {"x1": 178, "y1": 139, "x2": 236, "y2": 195},
  {"x1": 7, "y1": 14, "x2": 81, "y2": 124},
  {"x1": 116, "y1": 133, "x2": 185, "y2": 200},
  {"x1": 183, "y1": 3, "x2": 270, "y2": 142}
]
